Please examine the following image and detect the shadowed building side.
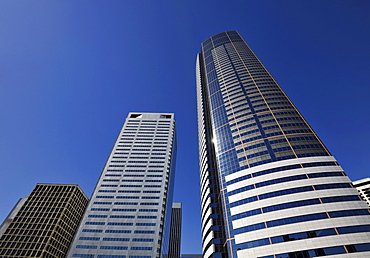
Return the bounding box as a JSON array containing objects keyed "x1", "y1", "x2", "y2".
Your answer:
[{"x1": 168, "y1": 202, "x2": 182, "y2": 258}]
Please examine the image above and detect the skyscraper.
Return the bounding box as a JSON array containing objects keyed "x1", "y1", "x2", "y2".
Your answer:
[
  {"x1": 168, "y1": 202, "x2": 182, "y2": 258},
  {"x1": 353, "y1": 178, "x2": 370, "y2": 206},
  {"x1": 196, "y1": 31, "x2": 370, "y2": 258},
  {"x1": 67, "y1": 112, "x2": 176, "y2": 258},
  {"x1": 0, "y1": 183, "x2": 88, "y2": 257}
]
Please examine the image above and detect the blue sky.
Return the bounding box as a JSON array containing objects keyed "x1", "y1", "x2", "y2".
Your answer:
[{"x1": 1, "y1": 0, "x2": 369, "y2": 254}]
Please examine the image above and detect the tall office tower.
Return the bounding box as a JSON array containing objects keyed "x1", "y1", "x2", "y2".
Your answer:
[
  {"x1": 0, "y1": 183, "x2": 88, "y2": 258},
  {"x1": 168, "y1": 202, "x2": 182, "y2": 258},
  {"x1": 68, "y1": 113, "x2": 176, "y2": 258},
  {"x1": 353, "y1": 178, "x2": 370, "y2": 206},
  {"x1": 196, "y1": 31, "x2": 370, "y2": 258}
]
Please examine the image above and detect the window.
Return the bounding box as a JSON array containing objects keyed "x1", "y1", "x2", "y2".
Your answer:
[
  {"x1": 76, "y1": 245, "x2": 97, "y2": 249},
  {"x1": 114, "y1": 202, "x2": 138, "y2": 205},
  {"x1": 79, "y1": 237, "x2": 100, "y2": 241},
  {"x1": 100, "y1": 246, "x2": 128, "y2": 250},
  {"x1": 116, "y1": 196, "x2": 139, "y2": 199},
  {"x1": 131, "y1": 247, "x2": 152, "y2": 250},
  {"x1": 132, "y1": 238, "x2": 154, "y2": 242},
  {"x1": 105, "y1": 230, "x2": 131, "y2": 234},
  {"x1": 138, "y1": 209, "x2": 158, "y2": 212},
  {"x1": 110, "y1": 215, "x2": 135, "y2": 219},
  {"x1": 140, "y1": 202, "x2": 159, "y2": 205},
  {"x1": 88, "y1": 215, "x2": 108, "y2": 218},
  {"x1": 134, "y1": 230, "x2": 155, "y2": 234},
  {"x1": 94, "y1": 202, "x2": 112, "y2": 205},
  {"x1": 112, "y1": 208, "x2": 136, "y2": 212},
  {"x1": 136, "y1": 223, "x2": 156, "y2": 226},
  {"x1": 85, "y1": 222, "x2": 105, "y2": 225},
  {"x1": 107, "y1": 222, "x2": 133, "y2": 226},
  {"x1": 97, "y1": 256, "x2": 126, "y2": 258},
  {"x1": 102, "y1": 238, "x2": 130, "y2": 241},
  {"x1": 82, "y1": 229, "x2": 103, "y2": 233}
]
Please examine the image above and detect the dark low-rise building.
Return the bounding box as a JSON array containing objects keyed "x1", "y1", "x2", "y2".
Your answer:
[{"x1": 0, "y1": 183, "x2": 88, "y2": 257}]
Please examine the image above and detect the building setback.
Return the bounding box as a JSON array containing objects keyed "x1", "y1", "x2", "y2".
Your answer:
[
  {"x1": 67, "y1": 112, "x2": 177, "y2": 258},
  {"x1": 353, "y1": 178, "x2": 370, "y2": 206},
  {"x1": 168, "y1": 202, "x2": 182, "y2": 258},
  {"x1": 0, "y1": 196, "x2": 29, "y2": 238},
  {"x1": 0, "y1": 183, "x2": 88, "y2": 257},
  {"x1": 196, "y1": 31, "x2": 370, "y2": 258}
]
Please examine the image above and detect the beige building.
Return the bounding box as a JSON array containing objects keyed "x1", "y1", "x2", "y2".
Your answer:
[{"x1": 0, "y1": 183, "x2": 88, "y2": 257}]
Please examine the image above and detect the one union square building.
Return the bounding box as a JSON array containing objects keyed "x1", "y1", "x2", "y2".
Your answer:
[{"x1": 196, "y1": 31, "x2": 370, "y2": 258}]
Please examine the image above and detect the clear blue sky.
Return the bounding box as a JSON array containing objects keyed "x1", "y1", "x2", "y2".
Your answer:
[{"x1": 0, "y1": 0, "x2": 369, "y2": 254}]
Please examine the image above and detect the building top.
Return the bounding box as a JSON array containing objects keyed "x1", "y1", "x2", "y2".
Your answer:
[
  {"x1": 353, "y1": 178, "x2": 370, "y2": 187},
  {"x1": 172, "y1": 202, "x2": 182, "y2": 208},
  {"x1": 36, "y1": 183, "x2": 88, "y2": 199},
  {"x1": 127, "y1": 112, "x2": 175, "y2": 120}
]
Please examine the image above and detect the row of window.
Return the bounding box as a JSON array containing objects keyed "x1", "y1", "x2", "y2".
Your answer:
[
  {"x1": 229, "y1": 183, "x2": 353, "y2": 208},
  {"x1": 109, "y1": 174, "x2": 163, "y2": 177},
  {"x1": 91, "y1": 208, "x2": 158, "y2": 212},
  {"x1": 96, "y1": 196, "x2": 160, "y2": 200},
  {"x1": 259, "y1": 243, "x2": 370, "y2": 258},
  {"x1": 102, "y1": 179, "x2": 163, "y2": 183},
  {"x1": 113, "y1": 156, "x2": 166, "y2": 160},
  {"x1": 119, "y1": 141, "x2": 168, "y2": 145},
  {"x1": 93, "y1": 202, "x2": 159, "y2": 206},
  {"x1": 79, "y1": 237, "x2": 153, "y2": 242},
  {"x1": 99, "y1": 184, "x2": 163, "y2": 188},
  {"x1": 231, "y1": 195, "x2": 361, "y2": 221},
  {"x1": 88, "y1": 214, "x2": 157, "y2": 219},
  {"x1": 233, "y1": 224, "x2": 370, "y2": 251},
  {"x1": 73, "y1": 255, "x2": 152, "y2": 258},
  {"x1": 85, "y1": 222, "x2": 156, "y2": 226},
  {"x1": 110, "y1": 160, "x2": 165, "y2": 164},
  {"x1": 228, "y1": 171, "x2": 344, "y2": 196},
  {"x1": 82, "y1": 229, "x2": 155, "y2": 234},
  {"x1": 233, "y1": 209, "x2": 370, "y2": 235}
]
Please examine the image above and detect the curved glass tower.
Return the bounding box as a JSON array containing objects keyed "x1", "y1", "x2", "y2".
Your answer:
[{"x1": 196, "y1": 31, "x2": 370, "y2": 258}]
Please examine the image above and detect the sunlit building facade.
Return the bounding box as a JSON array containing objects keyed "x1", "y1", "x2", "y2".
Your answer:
[
  {"x1": 0, "y1": 183, "x2": 88, "y2": 258},
  {"x1": 353, "y1": 178, "x2": 370, "y2": 206},
  {"x1": 67, "y1": 113, "x2": 177, "y2": 258},
  {"x1": 196, "y1": 31, "x2": 370, "y2": 258}
]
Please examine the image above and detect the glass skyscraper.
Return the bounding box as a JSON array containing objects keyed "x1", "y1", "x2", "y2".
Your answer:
[
  {"x1": 67, "y1": 113, "x2": 176, "y2": 258},
  {"x1": 196, "y1": 31, "x2": 370, "y2": 258}
]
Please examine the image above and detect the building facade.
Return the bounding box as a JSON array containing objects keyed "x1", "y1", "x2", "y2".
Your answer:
[
  {"x1": 0, "y1": 183, "x2": 88, "y2": 258},
  {"x1": 168, "y1": 202, "x2": 182, "y2": 258},
  {"x1": 67, "y1": 113, "x2": 177, "y2": 258},
  {"x1": 196, "y1": 31, "x2": 370, "y2": 258},
  {"x1": 0, "y1": 196, "x2": 28, "y2": 237},
  {"x1": 353, "y1": 178, "x2": 370, "y2": 206},
  {"x1": 180, "y1": 255, "x2": 202, "y2": 258}
]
